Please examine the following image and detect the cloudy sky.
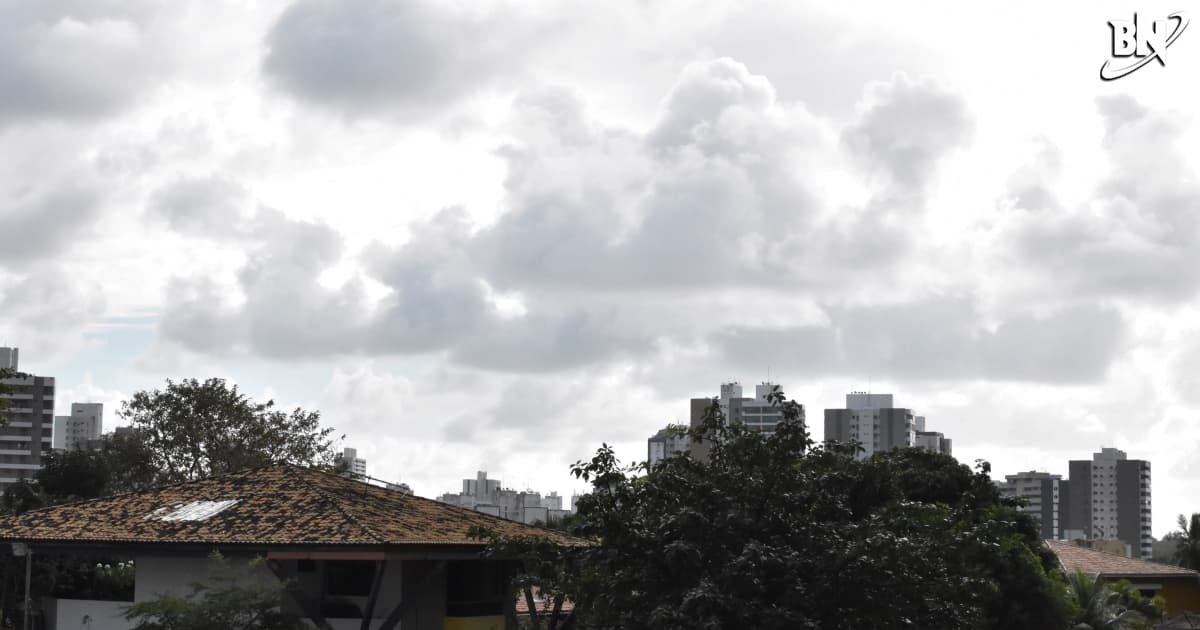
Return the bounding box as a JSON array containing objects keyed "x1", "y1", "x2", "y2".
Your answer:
[{"x1": 3, "y1": 0, "x2": 1199, "y2": 534}]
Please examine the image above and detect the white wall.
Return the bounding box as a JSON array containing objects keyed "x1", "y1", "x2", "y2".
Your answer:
[{"x1": 43, "y1": 598, "x2": 132, "y2": 630}]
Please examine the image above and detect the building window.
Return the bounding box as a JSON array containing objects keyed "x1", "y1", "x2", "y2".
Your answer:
[{"x1": 325, "y1": 561, "x2": 375, "y2": 597}]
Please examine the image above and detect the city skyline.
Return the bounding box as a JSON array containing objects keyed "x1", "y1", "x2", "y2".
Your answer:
[{"x1": 2, "y1": 3, "x2": 1200, "y2": 538}]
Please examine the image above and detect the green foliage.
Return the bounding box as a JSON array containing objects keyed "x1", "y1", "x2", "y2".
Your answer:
[
  {"x1": 119, "y1": 378, "x2": 339, "y2": 484},
  {"x1": 483, "y1": 390, "x2": 1074, "y2": 630},
  {"x1": 1065, "y1": 570, "x2": 1162, "y2": 629},
  {"x1": 1172, "y1": 513, "x2": 1200, "y2": 570},
  {"x1": 123, "y1": 552, "x2": 304, "y2": 630},
  {"x1": 48, "y1": 558, "x2": 136, "y2": 601},
  {"x1": 38, "y1": 449, "x2": 111, "y2": 500}
]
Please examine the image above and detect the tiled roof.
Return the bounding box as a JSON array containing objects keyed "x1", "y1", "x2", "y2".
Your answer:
[
  {"x1": 1047, "y1": 540, "x2": 1200, "y2": 578},
  {"x1": 0, "y1": 464, "x2": 578, "y2": 548}
]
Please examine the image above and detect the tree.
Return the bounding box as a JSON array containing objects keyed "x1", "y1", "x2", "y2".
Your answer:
[
  {"x1": 1173, "y1": 513, "x2": 1200, "y2": 570},
  {"x1": 37, "y1": 449, "x2": 111, "y2": 501},
  {"x1": 485, "y1": 390, "x2": 1074, "y2": 630},
  {"x1": 119, "y1": 378, "x2": 339, "y2": 485},
  {"x1": 1065, "y1": 570, "x2": 1162, "y2": 630},
  {"x1": 124, "y1": 553, "x2": 304, "y2": 630}
]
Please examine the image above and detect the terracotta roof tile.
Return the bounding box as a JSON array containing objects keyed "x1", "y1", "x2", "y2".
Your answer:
[
  {"x1": 0, "y1": 464, "x2": 577, "y2": 548},
  {"x1": 1046, "y1": 540, "x2": 1200, "y2": 578}
]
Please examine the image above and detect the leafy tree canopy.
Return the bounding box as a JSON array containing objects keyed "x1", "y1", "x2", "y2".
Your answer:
[
  {"x1": 118, "y1": 378, "x2": 339, "y2": 485},
  {"x1": 1173, "y1": 513, "x2": 1200, "y2": 570},
  {"x1": 484, "y1": 390, "x2": 1074, "y2": 630}
]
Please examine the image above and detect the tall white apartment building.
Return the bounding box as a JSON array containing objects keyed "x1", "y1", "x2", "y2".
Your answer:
[
  {"x1": 53, "y1": 403, "x2": 103, "y2": 451},
  {"x1": 339, "y1": 447, "x2": 367, "y2": 477},
  {"x1": 0, "y1": 347, "x2": 55, "y2": 487}
]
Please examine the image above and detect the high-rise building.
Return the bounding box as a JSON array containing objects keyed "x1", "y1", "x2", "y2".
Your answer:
[
  {"x1": 0, "y1": 347, "x2": 17, "y2": 370},
  {"x1": 1062, "y1": 448, "x2": 1152, "y2": 559},
  {"x1": 688, "y1": 381, "x2": 804, "y2": 459},
  {"x1": 913, "y1": 415, "x2": 953, "y2": 456},
  {"x1": 647, "y1": 425, "x2": 689, "y2": 467},
  {"x1": 0, "y1": 348, "x2": 54, "y2": 487},
  {"x1": 824, "y1": 393, "x2": 951, "y2": 459},
  {"x1": 438, "y1": 471, "x2": 572, "y2": 524},
  {"x1": 53, "y1": 403, "x2": 103, "y2": 451},
  {"x1": 338, "y1": 447, "x2": 367, "y2": 477},
  {"x1": 999, "y1": 471, "x2": 1063, "y2": 539}
]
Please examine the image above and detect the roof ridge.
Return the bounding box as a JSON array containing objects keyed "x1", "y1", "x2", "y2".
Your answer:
[
  {"x1": 301, "y1": 465, "x2": 570, "y2": 540},
  {"x1": 8, "y1": 464, "x2": 276, "y2": 517},
  {"x1": 295, "y1": 467, "x2": 391, "y2": 545}
]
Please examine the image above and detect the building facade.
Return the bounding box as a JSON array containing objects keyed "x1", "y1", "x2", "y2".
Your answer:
[
  {"x1": 647, "y1": 425, "x2": 689, "y2": 467},
  {"x1": 53, "y1": 403, "x2": 103, "y2": 451},
  {"x1": 0, "y1": 348, "x2": 54, "y2": 487},
  {"x1": 338, "y1": 447, "x2": 367, "y2": 477},
  {"x1": 438, "y1": 471, "x2": 573, "y2": 524},
  {"x1": 687, "y1": 381, "x2": 804, "y2": 459},
  {"x1": 824, "y1": 393, "x2": 950, "y2": 459},
  {"x1": 999, "y1": 471, "x2": 1063, "y2": 539},
  {"x1": 1005, "y1": 447, "x2": 1152, "y2": 559}
]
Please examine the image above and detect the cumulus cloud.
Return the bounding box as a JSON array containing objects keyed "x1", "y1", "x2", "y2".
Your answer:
[
  {"x1": 476, "y1": 60, "x2": 946, "y2": 292},
  {"x1": 0, "y1": 267, "x2": 105, "y2": 358},
  {"x1": 0, "y1": 2, "x2": 174, "y2": 124},
  {"x1": 153, "y1": 59, "x2": 994, "y2": 378},
  {"x1": 842, "y1": 72, "x2": 973, "y2": 197},
  {"x1": 263, "y1": 0, "x2": 546, "y2": 117},
  {"x1": 998, "y1": 96, "x2": 1200, "y2": 301},
  {"x1": 148, "y1": 175, "x2": 251, "y2": 237},
  {"x1": 0, "y1": 183, "x2": 100, "y2": 266}
]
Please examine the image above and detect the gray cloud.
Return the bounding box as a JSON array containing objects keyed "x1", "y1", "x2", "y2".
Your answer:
[
  {"x1": 156, "y1": 59, "x2": 986, "y2": 375},
  {"x1": 0, "y1": 266, "x2": 105, "y2": 357},
  {"x1": 476, "y1": 60, "x2": 940, "y2": 292},
  {"x1": 0, "y1": 183, "x2": 100, "y2": 266},
  {"x1": 1001, "y1": 96, "x2": 1200, "y2": 301},
  {"x1": 0, "y1": 2, "x2": 171, "y2": 124},
  {"x1": 842, "y1": 72, "x2": 973, "y2": 196},
  {"x1": 714, "y1": 298, "x2": 1126, "y2": 384},
  {"x1": 263, "y1": 0, "x2": 545, "y2": 116},
  {"x1": 148, "y1": 175, "x2": 250, "y2": 237},
  {"x1": 158, "y1": 203, "x2": 646, "y2": 371}
]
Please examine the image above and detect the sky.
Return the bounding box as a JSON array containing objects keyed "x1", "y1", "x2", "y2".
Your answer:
[{"x1": 1, "y1": 0, "x2": 1199, "y2": 536}]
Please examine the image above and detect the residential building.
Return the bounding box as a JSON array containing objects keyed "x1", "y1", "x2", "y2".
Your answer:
[
  {"x1": 438, "y1": 471, "x2": 572, "y2": 524},
  {"x1": 999, "y1": 471, "x2": 1063, "y2": 539},
  {"x1": 913, "y1": 415, "x2": 953, "y2": 456},
  {"x1": 337, "y1": 447, "x2": 367, "y2": 477},
  {"x1": 1048, "y1": 540, "x2": 1200, "y2": 616},
  {"x1": 0, "y1": 347, "x2": 54, "y2": 487},
  {"x1": 824, "y1": 392, "x2": 950, "y2": 459},
  {"x1": 1063, "y1": 448, "x2": 1152, "y2": 560},
  {"x1": 688, "y1": 381, "x2": 804, "y2": 459},
  {"x1": 647, "y1": 424, "x2": 689, "y2": 467},
  {"x1": 0, "y1": 464, "x2": 577, "y2": 629},
  {"x1": 53, "y1": 402, "x2": 103, "y2": 451},
  {"x1": 0, "y1": 347, "x2": 16, "y2": 370}
]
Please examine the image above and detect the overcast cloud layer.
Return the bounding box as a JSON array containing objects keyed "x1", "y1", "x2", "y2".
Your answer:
[{"x1": 2, "y1": 0, "x2": 1200, "y2": 536}]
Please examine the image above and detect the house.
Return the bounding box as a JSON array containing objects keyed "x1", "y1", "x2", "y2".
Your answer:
[
  {"x1": 1047, "y1": 539, "x2": 1200, "y2": 616},
  {"x1": 0, "y1": 464, "x2": 577, "y2": 630}
]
